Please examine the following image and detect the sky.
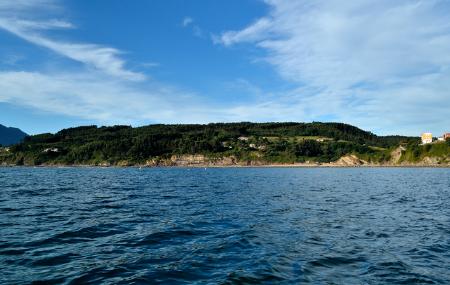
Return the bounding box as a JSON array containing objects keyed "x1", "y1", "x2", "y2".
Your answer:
[{"x1": 0, "y1": 0, "x2": 449, "y2": 136}]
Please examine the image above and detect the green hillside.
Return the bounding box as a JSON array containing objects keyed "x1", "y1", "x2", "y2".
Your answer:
[{"x1": 1, "y1": 122, "x2": 446, "y2": 166}]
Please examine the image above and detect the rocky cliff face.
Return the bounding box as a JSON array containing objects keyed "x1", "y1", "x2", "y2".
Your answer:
[
  {"x1": 170, "y1": 154, "x2": 210, "y2": 166},
  {"x1": 139, "y1": 155, "x2": 271, "y2": 167},
  {"x1": 2, "y1": 152, "x2": 448, "y2": 167},
  {"x1": 143, "y1": 155, "x2": 239, "y2": 167},
  {"x1": 389, "y1": 146, "x2": 405, "y2": 165},
  {"x1": 331, "y1": 155, "x2": 367, "y2": 166},
  {"x1": 388, "y1": 145, "x2": 449, "y2": 166},
  {"x1": 138, "y1": 153, "x2": 449, "y2": 167}
]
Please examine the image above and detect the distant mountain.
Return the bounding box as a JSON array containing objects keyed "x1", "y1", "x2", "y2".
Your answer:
[{"x1": 0, "y1": 124, "x2": 28, "y2": 146}]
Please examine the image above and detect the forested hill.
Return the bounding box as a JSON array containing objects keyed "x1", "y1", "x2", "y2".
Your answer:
[
  {"x1": 1, "y1": 122, "x2": 438, "y2": 166},
  {"x1": 0, "y1": 124, "x2": 28, "y2": 146}
]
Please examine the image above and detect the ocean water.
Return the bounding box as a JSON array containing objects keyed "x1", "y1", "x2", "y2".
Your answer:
[{"x1": 0, "y1": 167, "x2": 449, "y2": 284}]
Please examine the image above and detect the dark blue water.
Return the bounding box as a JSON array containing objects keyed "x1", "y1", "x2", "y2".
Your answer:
[{"x1": 0, "y1": 167, "x2": 449, "y2": 284}]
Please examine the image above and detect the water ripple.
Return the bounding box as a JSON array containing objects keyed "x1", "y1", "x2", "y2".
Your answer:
[{"x1": 0, "y1": 167, "x2": 449, "y2": 284}]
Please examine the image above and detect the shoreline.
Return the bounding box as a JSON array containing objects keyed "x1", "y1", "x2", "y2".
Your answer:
[{"x1": 1, "y1": 163, "x2": 449, "y2": 168}]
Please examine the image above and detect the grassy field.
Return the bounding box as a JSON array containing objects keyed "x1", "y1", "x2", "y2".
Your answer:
[{"x1": 262, "y1": 136, "x2": 333, "y2": 142}]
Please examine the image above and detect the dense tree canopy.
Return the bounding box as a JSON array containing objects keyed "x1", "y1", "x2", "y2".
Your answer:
[{"x1": 0, "y1": 122, "x2": 423, "y2": 166}]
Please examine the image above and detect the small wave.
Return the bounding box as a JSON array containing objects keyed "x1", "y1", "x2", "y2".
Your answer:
[
  {"x1": 133, "y1": 229, "x2": 207, "y2": 247},
  {"x1": 1, "y1": 167, "x2": 449, "y2": 284},
  {"x1": 0, "y1": 207, "x2": 18, "y2": 212},
  {"x1": 225, "y1": 270, "x2": 287, "y2": 284},
  {"x1": 26, "y1": 225, "x2": 123, "y2": 246},
  {"x1": 0, "y1": 248, "x2": 27, "y2": 255},
  {"x1": 425, "y1": 243, "x2": 448, "y2": 253},
  {"x1": 307, "y1": 255, "x2": 367, "y2": 268},
  {"x1": 29, "y1": 276, "x2": 67, "y2": 284},
  {"x1": 66, "y1": 266, "x2": 130, "y2": 284},
  {"x1": 32, "y1": 253, "x2": 77, "y2": 267}
]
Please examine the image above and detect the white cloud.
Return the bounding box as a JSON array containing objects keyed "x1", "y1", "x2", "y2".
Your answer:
[
  {"x1": 215, "y1": 18, "x2": 272, "y2": 46},
  {"x1": 12, "y1": 19, "x2": 74, "y2": 30},
  {"x1": 1, "y1": 0, "x2": 449, "y2": 135},
  {"x1": 0, "y1": 1, "x2": 247, "y2": 127},
  {"x1": 216, "y1": 0, "x2": 450, "y2": 135},
  {"x1": 0, "y1": 0, "x2": 57, "y2": 13},
  {"x1": 0, "y1": 0, "x2": 206, "y2": 124},
  {"x1": 0, "y1": 0, "x2": 145, "y2": 81},
  {"x1": 0, "y1": 70, "x2": 298, "y2": 126},
  {"x1": 182, "y1": 17, "x2": 193, "y2": 27},
  {"x1": 0, "y1": 70, "x2": 215, "y2": 124},
  {"x1": 181, "y1": 17, "x2": 205, "y2": 38}
]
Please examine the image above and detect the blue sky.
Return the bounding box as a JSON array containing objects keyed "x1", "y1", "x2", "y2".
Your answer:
[{"x1": 0, "y1": 0, "x2": 449, "y2": 136}]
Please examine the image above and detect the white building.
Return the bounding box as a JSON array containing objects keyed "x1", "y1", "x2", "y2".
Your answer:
[
  {"x1": 421, "y1": 133, "x2": 432, "y2": 144},
  {"x1": 43, "y1": 148, "x2": 60, "y2": 153}
]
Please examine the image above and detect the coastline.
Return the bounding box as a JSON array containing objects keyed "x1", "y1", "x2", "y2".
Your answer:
[
  {"x1": 2, "y1": 152, "x2": 449, "y2": 168},
  {"x1": 1, "y1": 163, "x2": 449, "y2": 168}
]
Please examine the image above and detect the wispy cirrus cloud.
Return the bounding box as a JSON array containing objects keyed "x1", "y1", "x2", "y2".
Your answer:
[
  {"x1": 182, "y1": 17, "x2": 193, "y2": 27},
  {"x1": 1, "y1": 1, "x2": 261, "y2": 128},
  {"x1": 0, "y1": 0, "x2": 198, "y2": 126},
  {"x1": 0, "y1": 1, "x2": 264, "y2": 126},
  {"x1": 0, "y1": 70, "x2": 290, "y2": 126},
  {"x1": 1, "y1": 0, "x2": 449, "y2": 136},
  {"x1": 216, "y1": 0, "x2": 450, "y2": 135},
  {"x1": 214, "y1": 18, "x2": 272, "y2": 46},
  {"x1": 181, "y1": 16, "x2": 204, "y2": 38},
  {"x1": 0, "y1": 70, "x2": 206, "y2": 124},
  {"x1": 0, "y1": 0, "x2": 145, "y2": 81}
]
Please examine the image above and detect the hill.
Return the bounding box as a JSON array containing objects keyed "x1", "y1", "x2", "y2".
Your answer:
[
  {"x1": 0, "y1": 122, "x2": 448, "y2": 166},
  {"x1": 0, "y1": 124, "x2": 28, "y2": 146}
]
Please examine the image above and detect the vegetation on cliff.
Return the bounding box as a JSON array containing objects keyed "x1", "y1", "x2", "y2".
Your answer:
[
  {"x1": 1, "y1": 122, "x2": 447, "y2": 166},
  {"x1": 397, "y1": 140, "x2": 450, "y2": 164}
]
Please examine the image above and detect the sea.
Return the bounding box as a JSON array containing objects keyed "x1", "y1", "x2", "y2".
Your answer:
[{"x1": 1, "y1": 167, "x2": 449, "y2": 284}]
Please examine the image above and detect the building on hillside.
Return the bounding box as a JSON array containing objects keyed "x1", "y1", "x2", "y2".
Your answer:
[
  {"x1": 421, "y1": 133, "x2": 433, "y2": 144},
  {"x1": 437, "y1": 133, "x2": 450, "y2": 142},
  {"x1": 43, "y1": 147, "x2": 60, "y2": 153}
]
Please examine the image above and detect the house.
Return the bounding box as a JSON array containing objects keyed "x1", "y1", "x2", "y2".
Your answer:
[
  {"x1": 221, "y1": 142, "x2": 233, "y2": 149},
  {"x1": 43, "y1": 147, "x2": 60, "y2": 153},
  {"x1": 257, "y1": 145, "x2": 267, "y2": 151},
  {"x1": 421, "y1": 133, "x2": 432, "y2": 144},
  {"x1": 437, "y1": 133, "x2": 450, "y2": 142}
]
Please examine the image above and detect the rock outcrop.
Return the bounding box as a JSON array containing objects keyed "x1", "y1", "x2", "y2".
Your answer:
[
  {"x1": 389, "y1": 146, "x2": 405, "y2": 165},
  {"x1": 332, "y1": 155, "x2": 367, "y2": 166}
]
